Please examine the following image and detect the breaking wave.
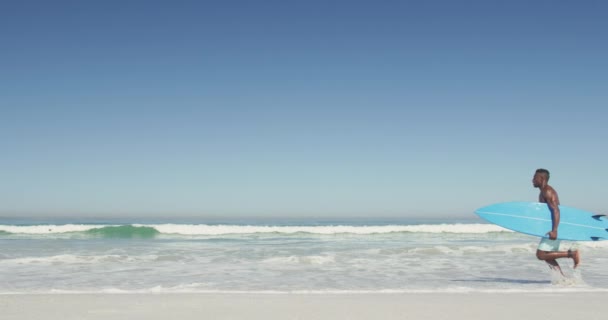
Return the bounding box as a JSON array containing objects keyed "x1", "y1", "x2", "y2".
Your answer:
[{"x1": 0, "y1": 223, "x2": 508, "y2": 237}]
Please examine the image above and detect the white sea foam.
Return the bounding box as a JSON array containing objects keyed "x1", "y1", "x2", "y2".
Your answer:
[
  {"x1": 262, "y1": 255, "x2": 336, "y2": 265},
  {"x1": 0, "y1": 254, "x2": 162, "y2": 266},
  {"x1": 141, "y1": 223, "x2": 509, "y2": 235},
  {"x1": 0, "y1": 224, "x2": 104, "y2": 234},
  {"x1": 5, "y1": 286, "x2": 608, "y2": 295}
]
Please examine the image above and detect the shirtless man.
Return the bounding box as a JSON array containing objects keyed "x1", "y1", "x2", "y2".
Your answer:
[{"x1": 533, "y1": 168, "x2": 580, "y2": 273}]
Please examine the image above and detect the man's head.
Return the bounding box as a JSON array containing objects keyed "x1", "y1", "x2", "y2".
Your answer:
[{"x1": 532, "y1": 168, "x2": 550, "y2": 188}]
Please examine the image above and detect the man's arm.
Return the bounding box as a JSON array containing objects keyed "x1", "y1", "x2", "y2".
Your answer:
[{"x1": 545, "y1": 188, "x2": 560, "y2": 240}]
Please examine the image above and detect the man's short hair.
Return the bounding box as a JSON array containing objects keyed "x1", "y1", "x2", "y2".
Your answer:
[{"x1": 536, "y1": 168, "x2": 550, "y2": 180}]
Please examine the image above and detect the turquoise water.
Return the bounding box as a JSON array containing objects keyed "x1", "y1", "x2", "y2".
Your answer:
[{"x1": 1, "y1": 217, "x2": 608, "y2": 294}]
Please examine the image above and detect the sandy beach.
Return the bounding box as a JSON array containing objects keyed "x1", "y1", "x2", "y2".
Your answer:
[{"x1": 2, "y1": 292, "x2": 606, "y2": 320}]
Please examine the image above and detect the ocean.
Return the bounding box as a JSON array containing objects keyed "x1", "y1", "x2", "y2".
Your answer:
[{"x1": 2, "y1": 216, "x2": 608, "y2": 294}]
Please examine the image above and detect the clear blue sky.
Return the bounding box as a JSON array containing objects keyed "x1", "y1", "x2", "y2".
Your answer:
[{"x1": 1, "y1": 1, "x2": 606, "y2": 218}]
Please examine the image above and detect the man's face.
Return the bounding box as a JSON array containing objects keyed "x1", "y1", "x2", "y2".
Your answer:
[{"x1": 532, "y1": 173, "x2": 543, "y2": 188}]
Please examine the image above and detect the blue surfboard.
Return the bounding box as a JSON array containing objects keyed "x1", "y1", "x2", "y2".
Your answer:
[{"x1": 475, "y1": 202, "x2": 608, "y2": 241}]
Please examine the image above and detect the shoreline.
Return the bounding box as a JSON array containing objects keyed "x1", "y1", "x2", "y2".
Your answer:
[{"x1": 3, "y1": 292, "x2": 607, "y2": 320}]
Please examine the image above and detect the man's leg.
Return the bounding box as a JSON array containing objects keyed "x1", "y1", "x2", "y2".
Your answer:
[
  {"x1": 536, "y1": 249, "x2": 580, "y2": 269},
  {"x1": 537, "y1": 250, "x2": 563, "y2": 275}
]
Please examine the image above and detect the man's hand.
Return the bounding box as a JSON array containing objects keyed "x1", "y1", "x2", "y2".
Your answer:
[{"x1": 547, "y1": 230, "x2": 558, "y2": 240}]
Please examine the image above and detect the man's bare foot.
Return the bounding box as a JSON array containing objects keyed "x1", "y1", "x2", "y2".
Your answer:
[{"x1": 568, "y1": 249, "x2": 580, "y2": 269}]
